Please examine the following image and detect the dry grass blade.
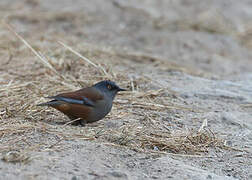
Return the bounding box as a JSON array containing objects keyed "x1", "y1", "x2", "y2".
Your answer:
[
  {"x1": 134, "y1": 89, "x2": 163, "y2": 98},
  {"x1": 241, "y1": 103, "x2": 252, "y2": 108},
  {"x1": 3, "y1": 22, "x2": 60, "y2": 76},
  {"x1": 58, "y1": 41, "x2": 110, "y2": 77},
  {"x1": 198, "y1": 119, "x2": 208, "y2": 132}
]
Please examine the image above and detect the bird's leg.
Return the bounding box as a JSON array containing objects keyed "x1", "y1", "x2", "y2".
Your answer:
[{"x1": 79, "y1": 119, "x2": 87, "y2": 127}]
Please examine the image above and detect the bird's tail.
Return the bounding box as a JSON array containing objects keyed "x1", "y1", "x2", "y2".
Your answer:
[{"x1": 37, "y1": 100, "x2": 60, "y2": 106}]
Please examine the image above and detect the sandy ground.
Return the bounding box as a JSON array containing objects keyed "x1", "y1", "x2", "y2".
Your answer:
[{"x1": 0, "y1": 0, "x2": 252, "y2": 179}]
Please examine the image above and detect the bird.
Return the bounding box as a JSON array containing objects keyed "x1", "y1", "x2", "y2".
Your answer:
[{"x1": 37, "y1": 80, "x2": 126, "y2": 126}]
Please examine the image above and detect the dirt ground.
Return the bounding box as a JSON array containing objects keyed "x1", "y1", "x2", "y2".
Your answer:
[{"x1": 0, "y1": 0, "x2": 252, "y2": 179}]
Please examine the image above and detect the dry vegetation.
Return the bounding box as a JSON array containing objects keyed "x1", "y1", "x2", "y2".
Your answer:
[{"x1": 0, "y1": 22, "x2": 230, "y2": 164}]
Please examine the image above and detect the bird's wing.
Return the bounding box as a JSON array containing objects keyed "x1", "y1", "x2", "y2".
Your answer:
[{"x1": 47, "y1": 87, "x2": 103, "y2": 107}]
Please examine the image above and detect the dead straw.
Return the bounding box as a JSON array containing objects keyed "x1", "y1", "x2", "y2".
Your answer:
[
  {"x1": 3, "y1": 22, "x2": 60, "y2": 77},
  {"x1": 58, "y1": 41, "x2": 110, "y2": 77}
]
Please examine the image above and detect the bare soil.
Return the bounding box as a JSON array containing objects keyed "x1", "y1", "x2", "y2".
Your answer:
[{"x1": 0, "y1": 0, "x2": 252, "y2": 179}]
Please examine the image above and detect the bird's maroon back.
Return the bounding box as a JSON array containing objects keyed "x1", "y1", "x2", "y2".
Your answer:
[{"x1": 57, "y1": 87, "x2": 104, "y2": 102}]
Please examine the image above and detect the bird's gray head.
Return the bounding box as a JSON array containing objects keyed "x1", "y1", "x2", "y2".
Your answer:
[{"x1": 93, "y1": 80, "x2": 126, "y2": 99}]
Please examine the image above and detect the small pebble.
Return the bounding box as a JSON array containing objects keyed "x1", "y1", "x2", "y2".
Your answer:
[
  {"x1": 108, "y1": 171, "x2": 128, "y2": 178},
  {"x1": 207, "y1": 174, "x2": 212, "y2": 179},
  {"x1": 71, "y1": 176, "x2": 77, "y2": 180}
]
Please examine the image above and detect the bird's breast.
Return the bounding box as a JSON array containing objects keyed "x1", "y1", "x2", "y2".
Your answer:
[{"x1": 89, "y1": 99, "x2": 113, "y2": 122}]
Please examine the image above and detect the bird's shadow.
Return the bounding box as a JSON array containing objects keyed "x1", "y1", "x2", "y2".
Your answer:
[
  {"x1": 46, "y1": 121, "x2": 82, "y2": 126},
  {"x1": 43, "y1": 118, "x2": 100, "y2": 127},
  {"x1": 43, "y1": 117, "x2": 84, "y2": 127}
]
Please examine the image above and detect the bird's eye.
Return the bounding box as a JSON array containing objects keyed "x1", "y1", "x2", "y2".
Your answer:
[{"x1": 107, "y1": 85, "x2": 112, "y2": 90}]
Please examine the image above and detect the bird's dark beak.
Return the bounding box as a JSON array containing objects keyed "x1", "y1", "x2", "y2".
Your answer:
[{"x1": 118, "y1": 88, "x2": 126, "y2": 91}]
